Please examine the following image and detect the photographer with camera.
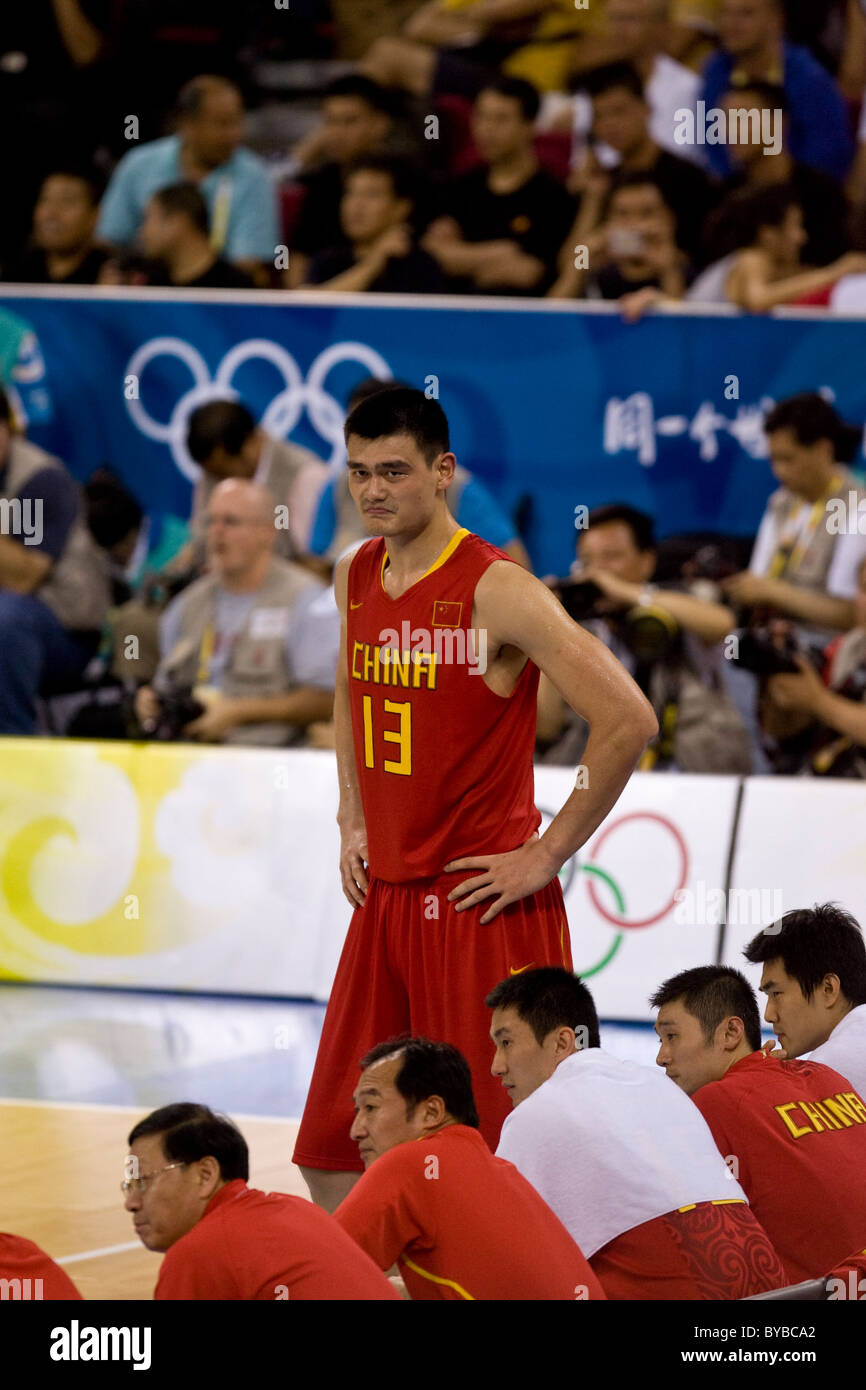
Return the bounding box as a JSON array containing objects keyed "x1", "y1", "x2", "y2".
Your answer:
[
  {"x1": 134, "y1": 479, "x2": 338, "y2": 746},
  {"x1": 537, "y1": 503, "x2": 752, "y2": 772},
  {"x1": 763, "y1": 555, "x2": 866, "y2": 778},
  {"x1": 724, "y1": 394, "x2": 866, "y2": 639},
  {"x1": 722, "y1": 393, "x2": 866, "y2": 771}
]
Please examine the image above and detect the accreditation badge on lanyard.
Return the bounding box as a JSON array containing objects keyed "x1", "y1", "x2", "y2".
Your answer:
[
  {"x1": 768, "y1": 472, "x2": 844, "y2": 580},
  {"x1": 210, "y1": 176, "x2": 233, "y2": 253}
]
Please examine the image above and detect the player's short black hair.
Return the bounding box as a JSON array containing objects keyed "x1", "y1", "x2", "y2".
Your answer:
[
  {"x1": 343, "y1": 154, "x2": 419, "y2": 205},
  {"x1": 485, "y1": 967, "x2": 601, "y2": 1048},
  {"x1": 346, "y1": 376, "x2": 408, "y2": 413},
  {"x1": 476, "y1": 74, "x2": 540, "y2": 123},
  {"x1": 128, "y1": 1103, "x2": 249, "y2": 1181},
  {"x1": 580, "y1": 61, "x2": 645, "y2": 102},
  {"x1": 586, "y1": 502, "x2": 656, "y2": 552},
  {"x1": 764, "y1": 392, "x2": 861, "y2": 463},
  {"x1": 721, "y1": 78, "x2": 789, "y2": 119},
  {"x1": 359, "y1": 1036, "x2": 480, "y2": 1128},
  {"x1": 187, "y1": 400, "x2": 256, "y2": 463},
  {"x1": 650, "y1": 966, "x2": 762, "y2": 1052},
  {"x1": 151, "y1": 181, "x2": 210, "y2": 238},
  {"x1": 323, "y1": 73, "x2": 395, "y2": 116},
  {"x1": 743, "y1": 904, "x2": 866, "y2": 1006},
  {"x1": 345, "y1": 385, "x2": 449, "y2": 464}
]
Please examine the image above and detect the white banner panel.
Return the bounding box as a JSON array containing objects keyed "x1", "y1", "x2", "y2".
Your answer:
[
  {"x1": 723, "y1": 777, "x2": 866, "y2": 992},
  {"x1": 9, "y1": 741, "x2": 845, "y2": 1021},
  {"x1": 0, "y1": 740, "x2": 350, "y2": 1000},
  {"x1": 535, "y1": 768, "x2": 741, "y2": 1020},
  {"x1": 0, "y1": 740, "x2": 745, "y2": 1015}
]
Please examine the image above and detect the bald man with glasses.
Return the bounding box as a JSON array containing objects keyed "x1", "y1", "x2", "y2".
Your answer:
[
  {"x1": 123, "y1": 1103, "x2": 399, "y2": 1300},
  {"x1": 134, "y1": 478, "x2": 339, "y2": 745}
]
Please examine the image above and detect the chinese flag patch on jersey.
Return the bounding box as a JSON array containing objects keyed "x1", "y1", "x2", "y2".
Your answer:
[{"x1": 432, "y1": 600, "x2": 463, "y2": 628}]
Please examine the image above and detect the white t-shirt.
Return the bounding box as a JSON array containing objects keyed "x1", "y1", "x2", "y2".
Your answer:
[
  {"x1": 495, "y1": 1048, "x2": 746, "y2": 1257},
  {"x1": 803, "y1": 1004, "x2": 866, "y2": 1096}
]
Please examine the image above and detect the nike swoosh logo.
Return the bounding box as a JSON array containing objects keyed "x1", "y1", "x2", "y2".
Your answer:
[
  {"x1": 509, "y1": 962, "x2": 536, "y2": 976},
  {"x1": 350, "y1": 601, "x2": 363, "y2": 609}
]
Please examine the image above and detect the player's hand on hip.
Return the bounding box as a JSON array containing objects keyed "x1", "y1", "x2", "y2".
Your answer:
[
  {"x1": 340, "y1": 828, "x2": 370, "y2": 909},
  {"x1": 443, "y1": 834, "x2": 558, "y2": 924}
]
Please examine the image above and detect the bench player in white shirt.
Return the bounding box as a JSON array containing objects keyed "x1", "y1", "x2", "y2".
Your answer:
[
  {"x1": 743, "y1": 902, "x2": 866, "y2": 1095},
  {"x1": 487, "y1": 967, "x2": 786, "y2": 1299}
]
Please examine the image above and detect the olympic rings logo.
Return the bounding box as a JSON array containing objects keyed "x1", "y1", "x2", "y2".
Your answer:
[
  {"x1": 124, "y1": 338, "x2": 394, "y2": 483},
  {"x1": 540, "y1": 810, "x2": 690, "y2": 979}
]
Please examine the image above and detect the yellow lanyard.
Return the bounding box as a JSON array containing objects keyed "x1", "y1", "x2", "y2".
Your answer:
[
  {"x1": 768, "y1": 472, "x2": 843, "y2": 580},
  {"x1": 210, "y1": 177, "x2": 232, "y2": 253},
  {"x1": 197, "y1": 622, "x2": 215, "y2": 685}
]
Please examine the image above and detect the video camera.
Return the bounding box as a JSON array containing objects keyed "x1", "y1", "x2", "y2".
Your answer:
[{"x1": 138, "y1": 687, "x2": 205, "y2": 741}]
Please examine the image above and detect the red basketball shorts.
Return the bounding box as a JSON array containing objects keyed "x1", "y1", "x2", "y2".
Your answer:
[{"x1": 292, "y1": 871, "x2": 573, "y2": 1171}]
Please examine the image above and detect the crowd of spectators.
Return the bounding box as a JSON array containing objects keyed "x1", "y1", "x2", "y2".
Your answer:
[
  {"x1": 4, "y1": 2, "x2": 866, "y2": 310},
  {"x1": 2, "y1": 4, "x2": 866, "y2": 770}
]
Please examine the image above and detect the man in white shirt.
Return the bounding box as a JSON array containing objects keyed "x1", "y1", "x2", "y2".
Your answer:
[
  {"x1": 723, "y1": 393, "x2": 866, "y2": 643},
  {"x1": 487, "y1": 966, "x2": 787, "y2": 1299},
  {"x1": 743, "y1": 903, "x2": 866, "y2": 1095}
]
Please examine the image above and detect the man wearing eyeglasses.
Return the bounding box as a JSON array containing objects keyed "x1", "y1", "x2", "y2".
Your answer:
[
  {"x1": 133, "y1": 478, "x2": 339, "y2": 744},
  {"x1": 123, "y1": 1102, "x2": 399, "y2": 1300}
]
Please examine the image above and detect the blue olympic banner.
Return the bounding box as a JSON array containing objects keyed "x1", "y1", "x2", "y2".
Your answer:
[{"x1": 2, "y1": 288, "x2": 866, "y2": 576}]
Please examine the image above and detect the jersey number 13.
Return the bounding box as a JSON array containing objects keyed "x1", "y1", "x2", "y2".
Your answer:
[{"x1": 361, "y1": 695, "x2": 412, "y2": 776}]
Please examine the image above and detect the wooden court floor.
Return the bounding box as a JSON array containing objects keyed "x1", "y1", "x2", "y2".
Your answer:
[{"x1": 0, "y1": 1099, "x2": 303, "y2": 1300}]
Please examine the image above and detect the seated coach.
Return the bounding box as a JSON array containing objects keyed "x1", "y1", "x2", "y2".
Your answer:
[
  {"x1": 123, "y1": 1103, "x2": 399, "y2": 1300},
  {"x1": 334, "y1": 1036, "x2": 606, "y2": 1301},
  {"x1": 489, "y1": 967, "x2": 786, "y2": 1300}
]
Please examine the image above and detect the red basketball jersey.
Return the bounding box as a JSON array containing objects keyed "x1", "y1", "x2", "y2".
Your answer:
[{"x1": 346, "y1": 528, "x2": 541, "y2": 882}]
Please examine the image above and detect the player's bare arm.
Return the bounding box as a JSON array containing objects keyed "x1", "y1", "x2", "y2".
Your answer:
[
  {"x1": 445, "y1": 559, "x2": 659, "y2": 922},
  {"x1": 333, "y1": 552, "x2": 369, "y2": 908}
]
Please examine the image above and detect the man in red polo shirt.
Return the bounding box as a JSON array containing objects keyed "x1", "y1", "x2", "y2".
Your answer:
[
  {"x1": 334, "y1": 1036, "x2": 606, "y2": 1301},
  {"x1": 123, "y1": 1103, "x2": 398, "y2": 1300},
  {"x1": 0, "y1": 1233, "x2": 82, "y2": 1300},
  {"x1": 652, "y1": 964, "x2": 866, "y2": 1284}
]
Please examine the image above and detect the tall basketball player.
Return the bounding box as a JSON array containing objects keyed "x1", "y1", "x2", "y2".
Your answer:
[{"x1": 293, "y1": 387, "x2": 658, "y2": 1209}]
